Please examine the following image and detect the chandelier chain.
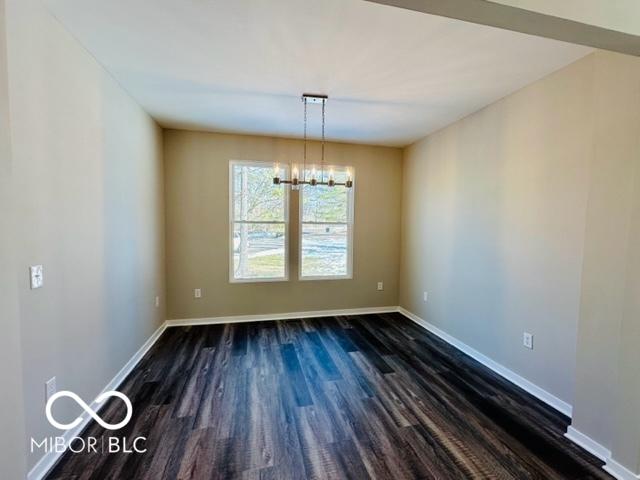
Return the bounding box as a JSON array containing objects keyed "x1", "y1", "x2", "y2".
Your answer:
[
  {"x1": 321, "y1": 99, "x2": 325, "y2": 182},
  {"x1": 303, "y1": 97, "x2": 307, "y2": 182}
]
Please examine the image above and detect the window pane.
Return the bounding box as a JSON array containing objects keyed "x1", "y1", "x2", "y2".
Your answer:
[
  {"x1": 301, "y1": 224, "x2": 348, "y2": 277},
  {"x1": 233, "y1": 223, "x2": 286, "y2": 279},
  {"x1": 233, "y1": 164, "x2": 285, "y2": 221},
  {"x1": 302, "y1": 183, "x2": 348, "y2": 223}
]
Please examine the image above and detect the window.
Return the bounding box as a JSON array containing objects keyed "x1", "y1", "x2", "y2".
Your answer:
[
  {"x1": 299, "y1": 167, "x2": 354, "y2": 279},
  {"x1": 229, "y1": 161, "x2": 288, "y2": 282}
]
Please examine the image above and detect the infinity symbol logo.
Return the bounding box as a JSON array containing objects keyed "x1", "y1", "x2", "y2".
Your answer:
[{"x1": 46, "y1": 390, "x2": 133, "y2": 431}]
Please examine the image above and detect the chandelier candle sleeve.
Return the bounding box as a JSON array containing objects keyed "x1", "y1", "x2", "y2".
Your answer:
[{"x1": 328, "y1": 168, "x2": 335, "y2": 187}]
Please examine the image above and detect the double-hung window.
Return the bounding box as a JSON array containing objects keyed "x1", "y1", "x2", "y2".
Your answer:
[
  {"x1": 299, "y1": 167, "x2": 354, "y2": 279},
  {"x1": 229, "y1": 161, "x2": 289, "y2": 282}
]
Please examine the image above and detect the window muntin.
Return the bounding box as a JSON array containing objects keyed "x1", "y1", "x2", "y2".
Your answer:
[
  {"x1": 230, "y1": 161, "x2": 288, "y2": 282},
  {"x1": 299, "y1": 168, "x2": 354, "y2": 280}
]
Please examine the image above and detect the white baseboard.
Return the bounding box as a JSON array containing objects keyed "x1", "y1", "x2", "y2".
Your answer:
[
  {"x1": 166, "y1": 306, "x2": 398, "y2": 327},
  {"x1": 27, "y1": 321, "x2": 168, "y2": 480},
  {"x1": 28, "y1": 306, "x2": 395, "y2": 478},
  {"x1": 29, "y1": 306, "x2": 639, "y2": 480},
  {"x1": 396, "y1": 307, "x2": 573, "y2": 418},
  {"x1": 564, "y1": 427, "x2": 640, "y2": 480},
  {"x1": 396, "y1": 307, "x2": 640, "y2": 480},
  {"x1": 565, "y1": 427, "x2": 640, "y2": 480},
  {"x1": 172, "y1": 306, "x2": 574, "y2": 418},
  {"x1": 565, "y1": 426, "x2": 611, "y2": 461},
  {"x1": 604, "y1": 458, "x2": 640, "y2": 480}
]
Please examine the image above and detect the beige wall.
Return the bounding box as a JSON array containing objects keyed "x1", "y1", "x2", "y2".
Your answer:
[
  {"x1": 5, "y1": 0, "x2": 166, "y2": 470},
  {"x1": 572, "y1": 51, "x2": 640, "y2": 472},
  {"x1": 164, "y1": 130, "x2": 402, "y2": 319},
  {"x1": 400, "y1": 49, "x2": 640, "y2": 474},
  {"x1": 571, "y1": 51, "x2": 640, "y2": 454},
  {"x1": 612, "y1": 167, "x2": 640, "y2": 473},
  {"x1": 4, "y1": 2, "x2": 639, "y2": 475},
  {"x1": 0, "y1": 0, "x2": 27, "y2": 477},
  {"x1": 400, "y1": 55, "x2": 595, "y2": 404}
]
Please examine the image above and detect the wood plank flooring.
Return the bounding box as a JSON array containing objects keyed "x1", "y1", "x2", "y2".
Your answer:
[{"x1": 47, "y1": 313, "x2": 611, "y2": 479}]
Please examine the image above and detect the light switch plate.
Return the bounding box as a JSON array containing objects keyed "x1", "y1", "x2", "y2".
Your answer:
[
  {"x1": 155, "y1": 296, "x2": 160, "y2": 308},
  {"x1": 377, "y1": 282, "x2": 384, "y2": 291},
  {"x1": 523, "y1": 332, "x2": 534, "y2": 350},
  {"x1": 30, "y1": 265, "x2": 43, "y2": 289},
  {"x1": 194, "y1": 288, "x2": 202, "y2": 299},
  {"x1": 423, "y1": 291, "x2": 428, "y2": 302}
]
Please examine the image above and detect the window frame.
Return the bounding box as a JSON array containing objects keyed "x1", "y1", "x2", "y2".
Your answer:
[
  {"x1": 228, "y1": 159, "x2": 290, "y2": 283},
  {"x1": 298, "y1": 167, "x2": 355, "y2": 281}
]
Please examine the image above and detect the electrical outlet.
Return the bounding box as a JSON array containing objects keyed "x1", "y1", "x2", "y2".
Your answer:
[
  {"x1": 194, "y1": 288, "x2": 202, "y2": 299},
  {"x1": 45, "y1": 377, "x2": 56, "y2": 402},
  {"x1": 155, "y1": 296, "x2": 160, "y2": 308},
  {"x1": 377, "y1": 282, "x2": 384, "y2": 291},
  {"x1": 423, "y1": 291, "x2": 428, "y2": 302},
  {"x1": 30, "y1": 265, "x2": 44, "y2": 289},
  {"x1": 523, "y1": 332, "x2": 534, "y2": 350}
]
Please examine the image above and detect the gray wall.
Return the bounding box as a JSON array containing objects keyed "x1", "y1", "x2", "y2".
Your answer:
[
  {"x1": 5, "y1": 0, "x2": 166, "y2": 470},
  {"x1": 164, "y1": 130, "x2": 402, "y2": 319}
]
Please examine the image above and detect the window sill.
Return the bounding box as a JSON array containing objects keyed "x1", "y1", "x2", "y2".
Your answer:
[
  {"x1": 230, "y1": 276, "x2": 289, "y2": 284},
  {"x1": 298, "y1": 274, "x2": 353, "y2": 281}
]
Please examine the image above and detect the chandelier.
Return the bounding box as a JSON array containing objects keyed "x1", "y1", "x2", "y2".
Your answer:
[{"x1": 273, "y1": 94, "x2": 353, "y2": 189}]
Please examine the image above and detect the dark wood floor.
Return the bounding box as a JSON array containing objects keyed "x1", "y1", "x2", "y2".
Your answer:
[{"x1": 48, "y1": 313, "x2": 611, "y2": 479}]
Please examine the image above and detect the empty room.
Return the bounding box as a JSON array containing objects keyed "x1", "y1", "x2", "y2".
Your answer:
[{"x1": 2, "y1": 0, "x2": 640, "y2": 479}]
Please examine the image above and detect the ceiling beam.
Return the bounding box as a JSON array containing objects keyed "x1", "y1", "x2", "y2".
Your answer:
[{"x1": 365, "y1": 0, "x2": 640, "y2": 56}]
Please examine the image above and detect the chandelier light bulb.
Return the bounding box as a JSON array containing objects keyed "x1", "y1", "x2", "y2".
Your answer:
[
  {"x1": 345, "y1": 168, "x2": 353, "y2": 188},
  {"x1": 272, "y1": 162, "x2": 281, "y2": 185}
]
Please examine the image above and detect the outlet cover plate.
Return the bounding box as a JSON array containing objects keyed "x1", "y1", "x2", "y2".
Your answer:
[{"x1": 30, "y1": 265, "x2": 43, "y2": 289}]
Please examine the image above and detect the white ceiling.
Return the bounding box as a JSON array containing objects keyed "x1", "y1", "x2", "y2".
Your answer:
[{"x1": 45, "y1": 0, "x2": 591, "y2": 147}]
